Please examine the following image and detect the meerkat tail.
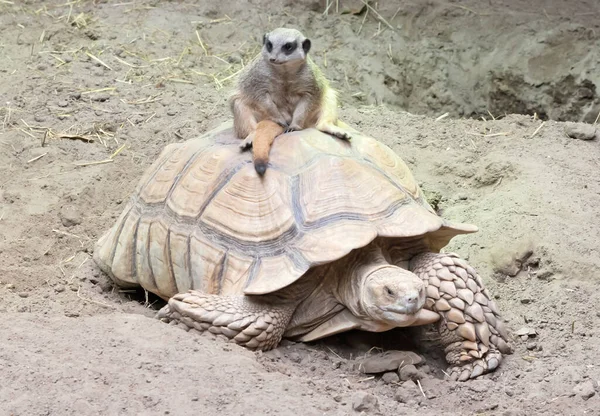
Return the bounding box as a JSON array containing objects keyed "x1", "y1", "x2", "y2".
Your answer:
[{"x1": 252, "y1": 120, "x2": 285, "y2": 175}]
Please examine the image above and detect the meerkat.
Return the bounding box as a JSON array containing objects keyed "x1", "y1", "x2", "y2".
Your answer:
[{"x1": 229, "y1": 27, "x2": 351, "y2": 175}]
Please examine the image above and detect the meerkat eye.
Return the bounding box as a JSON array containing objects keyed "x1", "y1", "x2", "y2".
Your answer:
[
  {"x1": 282, "y1": 42, "x2": 297, "y2": 55},
  {"x1": 265, "y1": 41, "x2": 273, "y2": 52}
]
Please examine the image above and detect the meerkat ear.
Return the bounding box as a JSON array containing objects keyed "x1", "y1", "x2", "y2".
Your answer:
[
  {"x1": 263, "y1": 33, "x2": 269, "y2": 45},
  {"x1": 302, "y1": 39, "x2": 311, "y2": 54}
]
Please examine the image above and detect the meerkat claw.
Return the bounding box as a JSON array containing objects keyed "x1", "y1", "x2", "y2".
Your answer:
[
  {"x1": 319, "y1": 125, "x2": 352, "y2": 141},
  {"x1": 239, "y1": 133, "x2": 255, "y2": 151}
]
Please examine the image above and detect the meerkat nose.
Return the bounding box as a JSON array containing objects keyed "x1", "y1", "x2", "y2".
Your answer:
[{"x1": 269, "y1": 58, "x2": 276, "y2": 63}]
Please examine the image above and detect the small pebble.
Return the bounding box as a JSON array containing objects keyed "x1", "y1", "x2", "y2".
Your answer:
[
  {"x1": 526, "y1": 342, "x2": 537, "y2": 351},
  {"x1": 167, "y1": 109, "x2": 177, "y2": 116},
  {"x1": 398, "y1": 364, "x2": 422, "y2": 382},
  {"x1": 59, "y1": 205, "x2": 82, "y2": 227},
  {"x1": 381, "y1": 372, "x2": 400, "y2": 384},
  {"x1": 18, "y1": 292, "x2": 29, "y2": 298},
  {"x1": 394, "y1": 381, "x2": 423, "y2": 404},
  {"x1": 565, "y1": 122, "x2": 597, "y2": 141},
  {"x1": 573, "y1": 380, "x2": 596, "y2": 400},
  {"x1": 92, "y1": 93, "x2": 110, "y2": 102},
  {"x1": 351, "y1": 392, "x2": 378, "y2": 412}
]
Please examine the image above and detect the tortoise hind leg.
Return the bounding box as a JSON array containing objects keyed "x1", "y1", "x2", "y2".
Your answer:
[
  {"x1": 409, "y1": 252, "x2": 513, "y2": 381},
  {"x1": 156, "y1": 290, "x2": 295, "y2": 351}
]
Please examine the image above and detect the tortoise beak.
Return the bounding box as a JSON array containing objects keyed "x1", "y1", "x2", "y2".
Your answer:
[{"x1": 384, "y1": 290, "x2": 424, "y2": 315}]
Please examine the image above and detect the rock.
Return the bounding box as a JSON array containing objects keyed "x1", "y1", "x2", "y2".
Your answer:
[
  {"x1": 526, "y1": 342, "x2": 537, "y2": 350},
  {"x1": 92, "y1": 93, "x2": 109, "y2": 102},
  {"x1": 514, "y1": 327, "x2": 537, "y2": 337},
  {"x1": 394, "y1": 381, "x2": 423, "y2": 404},
  {"x1": 59, "y1": 205, "x2": 82, "y2": 227},
  {"x1": 573, "y1": 380, "x2": 596, "y2": 400},
  {"x1": 351, "y1": 392, "x2": 378, "y2": 412},
  {"x1": 359, "y1": 350, "x2": 423, "y2": 374},
  {"x1": 399, "y1": 364, "x2": 423, "y2": 382},
  {"x1": 18, "y1": 292, "x2": 29, "y2": 298},
  {"x1": 381, "y1": 372, "x2": 399, "y2": 384},
  {"x1": 565, "y1": 122, "x2": 597, "y2": 141}
]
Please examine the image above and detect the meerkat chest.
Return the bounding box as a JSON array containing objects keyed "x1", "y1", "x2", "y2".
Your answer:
[{"x1": 269, "y1": 78, "x2": 313, "y2": 111}]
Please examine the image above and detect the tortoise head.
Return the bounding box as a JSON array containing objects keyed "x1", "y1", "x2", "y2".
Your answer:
[{"x1": 360, "y1": 265, "x2": 427, "y2": 326}]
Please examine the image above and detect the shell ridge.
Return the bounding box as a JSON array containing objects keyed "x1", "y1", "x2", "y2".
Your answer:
[
  {"x1": 192, "y1": 159, "x2": 253, "y2": 222},
  {"x1": 165, "y1": 228, "x2": 179, "y2": 293},
  {"x1": 244, "y1": 257, "x2": 261, "y2": 289},
  {"x1": 135, "y1": 146, "x2": 178, "y2": 195},
  {"x1": 163, "y1": 145, "x2": 216, "y2": 207},
  {"x1": 107, "y1": 204, "x2": 134, "y2": 270},
  {"x1": 145, "y1": 219, "x2": 158, "y2": 291},
  {"x1": 130, "y1": 215, "x2": 142, "y2": 282},
  {"x1": 185, "y1": 234, "x2": 193, "y2": 290}
]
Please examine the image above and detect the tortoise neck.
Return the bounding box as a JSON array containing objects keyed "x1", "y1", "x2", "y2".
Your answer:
[{"x1": 334, "y1": 242, "x2": 391, "y2": 318}]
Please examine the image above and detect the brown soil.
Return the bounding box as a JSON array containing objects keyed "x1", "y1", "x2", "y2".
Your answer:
[{"x1": 1, "y1": 1, "x2": 600, "y2": 415}]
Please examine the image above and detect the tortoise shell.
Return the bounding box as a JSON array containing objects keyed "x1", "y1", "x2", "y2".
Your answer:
[{"x1": 93, "y1": 122, "x2": 477, "y2": 299}]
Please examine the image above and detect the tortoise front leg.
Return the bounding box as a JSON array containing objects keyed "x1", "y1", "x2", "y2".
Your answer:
[
  {"x1": 409, "y1": 253, "x2": 512, "y2": 381},
  {"x1": 156, "y1": 290, "x2": 295, "y2": 351}
]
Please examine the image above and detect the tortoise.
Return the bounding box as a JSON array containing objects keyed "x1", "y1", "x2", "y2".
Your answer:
[{"x1": 93, "y1": 119, "x2": 512, "y2": 381}]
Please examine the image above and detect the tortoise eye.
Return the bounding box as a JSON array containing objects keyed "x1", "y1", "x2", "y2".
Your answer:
[{"x1": 385, "y1": 286, "x2": 394, "y2": 296}]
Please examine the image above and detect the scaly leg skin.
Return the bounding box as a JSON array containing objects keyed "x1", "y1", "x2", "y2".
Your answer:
[
  {"x1": 409, "y1": 252, "x2": 512, "y2": 381},
  {"x1": 156, "y1": 290, "x2": 295, "y2": 350}
]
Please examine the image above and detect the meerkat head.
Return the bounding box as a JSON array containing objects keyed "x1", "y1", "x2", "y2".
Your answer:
[{"x1": 262, "y1": 28, "x2": 311, "y2": 67}]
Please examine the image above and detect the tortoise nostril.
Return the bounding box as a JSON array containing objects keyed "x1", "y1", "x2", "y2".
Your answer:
[{"x1": 405, "y1": 291, "x2": 419, "y2": 304}]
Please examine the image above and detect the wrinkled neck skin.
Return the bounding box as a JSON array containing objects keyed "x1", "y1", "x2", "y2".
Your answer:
[{"x1": 333, "y1": 242, "x2": 392, "y2": 320}]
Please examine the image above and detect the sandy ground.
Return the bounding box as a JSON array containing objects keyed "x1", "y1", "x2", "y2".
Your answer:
[{"x1": 1, "y1": 1, "x2": 600, "y2": 415}]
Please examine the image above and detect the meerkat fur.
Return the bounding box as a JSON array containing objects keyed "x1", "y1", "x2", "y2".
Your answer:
[{"x1": 229, "y1": 28, "x2": 350, "y2": 173}]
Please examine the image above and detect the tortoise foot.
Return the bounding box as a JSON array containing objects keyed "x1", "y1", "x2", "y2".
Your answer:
[
  {"x1": 156, "y1": 290, "x2": 293, "y2": 351},
  {"x1": 410, "y1": 252, "x2": 513, "y2": 380},
  {"x1": 445, "y1": 343, "x2": 504, "y2": 381}
]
